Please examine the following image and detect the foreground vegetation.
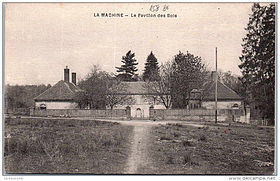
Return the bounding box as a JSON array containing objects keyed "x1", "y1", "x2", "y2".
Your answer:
[
  {"x1": 4, "y1": 118, "x2": 133, "y2": 174},
  {"x1": 4, "y1": 117, "x2": 275, "y2": 175},
  {"x1": 149, "y1": 123, "x2": 274, "y2": 175}
]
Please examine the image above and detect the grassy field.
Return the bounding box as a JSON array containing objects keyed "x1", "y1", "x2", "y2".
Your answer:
[
  {"x1": 148, "y1": 123, "x2": 275, "y2": 175},
  {"x1": 4, "y1": 117, "x2": 133, "y2": 174},
  {"x1": 4, "y1": 117, "x2": 275, "y2": 175}
]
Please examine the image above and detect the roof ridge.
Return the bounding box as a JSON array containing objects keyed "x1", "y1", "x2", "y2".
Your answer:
[
  {"x1": 34, "y1": 80, "x2": 81, "y2": 101},
  {"x1": 64, "y1": 81, "x2": 74, "y2": 94},
  {"x1": 219, "y1": 81, "x2": 241, "y2": 98},
  {"x1": 33, "y1": 80, "x2": 63, "y2": 100},
  {"x1": 34, "y1": 88, "x2": 49, "y2": 100},
  {"x1": 202, "y1": 80, "x2": 241, "y2": 100},
  {"x1": 205, "y1": 81, "x2": 215, "y2": 92}
]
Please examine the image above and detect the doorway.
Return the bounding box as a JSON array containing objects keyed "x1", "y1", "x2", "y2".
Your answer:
[{"x1": 136, "y1": 108, "x2": 142, "y2": 118}]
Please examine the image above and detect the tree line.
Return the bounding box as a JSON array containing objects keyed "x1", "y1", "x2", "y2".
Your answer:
[
  {"x1": 5, "y1": 84, "x2": 51, "y2": 110},
  {"x1": 5, "y1": 50, "x2": 244, "y2": 112}
]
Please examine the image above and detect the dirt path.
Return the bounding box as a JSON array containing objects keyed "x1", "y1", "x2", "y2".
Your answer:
[
  {"x1": 121, "y1": 120, "x2": 204, "y2": 174},
  {"x1": 124, "y1": 124, "x2": 155, "y2": 174}
]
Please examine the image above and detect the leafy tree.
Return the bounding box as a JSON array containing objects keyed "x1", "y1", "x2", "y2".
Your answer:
[
  {"x1": 76, "y1": 65, "x2": 131, "y2": 109},
  {"x1": 73, "y1": 91, "x2": 89, "y2": 109},
  {"x1": 143, "y1": 51, "x2": 160, "y2": 81},
  {"x1": 170, "y1": 51, "x2": 207, "y2": 108},
  {"x1": 77, "y1": 66, "x2": 110, "y2": 109},
  {"x1": 218, "y1": 71, "x2": 244, "y2": 97},
  {"x1": 115, "y1": 50, "x2": 138, "y2": 81},
  {"x1": 239, "y1": 3, "x2": 275, "y2": 122},
  {"x1": 145, "y1": 61, "x2": 172, "y2": 108},
  {"x1": 105, "y1": 78, "x2": 135, "y2": 109}
]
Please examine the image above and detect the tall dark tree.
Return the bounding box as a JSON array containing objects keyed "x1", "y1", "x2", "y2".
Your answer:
[
  {"x1": 171, "y1": 51, "x2": 207, "y2": 108},
  {"x1": 143, "y1": 51, "x2": 160, "y2": 81},
  {"x1": 239, "y1": 3, "x2": 275, "y2": 123},
  {"x1": 115, "y1": 50, "x2": 138, "y2": 81}
]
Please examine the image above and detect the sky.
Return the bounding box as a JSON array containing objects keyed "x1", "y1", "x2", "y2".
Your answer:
[{"x1": 5, "y1": 3, "x2": 255, "y2": 85}]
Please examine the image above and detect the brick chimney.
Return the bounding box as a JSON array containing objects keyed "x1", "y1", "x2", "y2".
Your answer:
[
  {"x1": 72, "y1": 72, "x2": 76, "y2": 85},
  {"x1": 64, "y1": 66, "x2": 69, "y2": 82}
]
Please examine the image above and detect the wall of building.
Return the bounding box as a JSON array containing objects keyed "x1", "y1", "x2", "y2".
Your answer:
[
  {"x1": 201, "y1": 101, "x2": 242, "y2": 109},
  {"x1": 110, "y1": 95, "x2": 167, "y2": 118},
  {"x1": 35, "y1": 101, "x2": 78, "y2": 109}
]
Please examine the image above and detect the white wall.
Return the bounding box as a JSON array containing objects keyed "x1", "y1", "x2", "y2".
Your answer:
[
  {"x1": 35, "y1": 101, "x2": 78, "y2": 109},
  {"x1": 202, "y1": 101, "x2": 242, "y2": 109},
  {"x1": 109, "y1": 95, "x2": 167, "y2": 118}
]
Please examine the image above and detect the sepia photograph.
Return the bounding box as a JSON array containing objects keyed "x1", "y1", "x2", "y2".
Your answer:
[{"x1": 3, "y1": 2, "x2": 276, "y2": 176}]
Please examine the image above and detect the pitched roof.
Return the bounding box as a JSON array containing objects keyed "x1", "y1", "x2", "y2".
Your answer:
[
  {"x1": 202, "y1": 80, "x2": 242, "y2": 101},
  {"x1": 117, "y1": 81, "x2": 151, "y2": 95},
  {"x1": 34, "y1": 80, "x2": 82, "y2": 101},
  {"x1": 114, "y1": 81, "x2": 169, "y2": 95}
]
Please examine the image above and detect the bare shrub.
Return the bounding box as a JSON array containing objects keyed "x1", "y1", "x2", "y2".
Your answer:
[
  {"x1": 102, "y1": 139, "x2": 114, "y2": 147},
  {"x1": 166, "y1": 123, "x2": 183, "y2": 128},
  {"x1": 183, "y1": 153, "x2": 191, "y2": 165},
  {"x1": 173, "y1": 132, "x2": 180, "y2": 138},
  {"x1": 166, "y1": 156, "x2": 174, "y2": 164},
  {"x1": 58, "y1": 141, "x2": 73, "y2": 155},
  {"x1": 203, "y1": 126, "x2": 209, "y2": 130},
  {"x1": 160, "y1": 136, "x2": 172, "y2": 141},
  {"x1": 174, "y1": 123, "x2": 183, "y2": 127},
  {"x1": 182, "y1": 152, "x2": 199, "y2": 166},
  {"x1": 5, "y1": 137, "x2": 18, "y2": 156},
  {"x1": 182, "y1": 140, "x2": 192, "y2": 147},
  {"x1": 198, "y1": 134, "x2": 207, "y2": 142},
  {"x1": 5, "y1": 135, "x2": 48, "y2": 157},
  {"x1": 17, "y1": 140, "x2": 28, "y2": 155}
]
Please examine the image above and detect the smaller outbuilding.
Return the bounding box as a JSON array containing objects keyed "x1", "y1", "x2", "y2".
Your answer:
[
  {"x1": 34, "y1": 66, "x2": 81, "y2": 110},
  {"x1": 189, "y1": 72, "x2": 243, "y2": 110},
  {"x1": 201, "y1": 80, "x2": 243, "y2": 109}
]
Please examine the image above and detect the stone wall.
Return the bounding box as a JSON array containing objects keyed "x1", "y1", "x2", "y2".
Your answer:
[
  {"x1": 31, "y1": 109, "x2": 129, "y2": 119},
  {"x1": 149, "y1": 108, "x2": 248, "y2": 123},
  {"x1": 30, "y1": 107, "x2": 251, "y2": 123},
  {"x1": 201, "y1": 101, "x2": 242, "y2": 109}
]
